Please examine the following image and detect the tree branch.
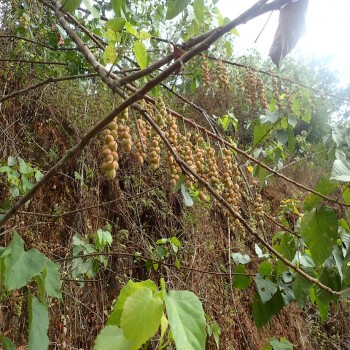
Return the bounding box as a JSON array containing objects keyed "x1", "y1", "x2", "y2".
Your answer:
[{"x1": 0, "y1": 73, "x2": 98, "y2": 103}]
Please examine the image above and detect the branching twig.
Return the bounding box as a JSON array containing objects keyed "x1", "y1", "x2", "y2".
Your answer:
[
  {"x1": 0, "y1": 73, "x2": 98, "y2": 103},
  {"x1": 0, "y1": 58, "x2": 67, "y2": 66}
]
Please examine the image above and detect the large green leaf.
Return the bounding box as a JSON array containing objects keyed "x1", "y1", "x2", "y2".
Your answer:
[
  {"x1": 111, "y1": 0, "x2": 126, "y2": 16},
  {"x1": 316, "y1": 267, "x2": 341, "y2": 304},
  {"x1": 43, "y1": 258, "x2": 62, "y2": 299},
  {"x1": 133, "y1": 41, "x2": 148, "y2": 69},
  {"x1": 121, "y1": 288, "x2": 164, "y2": 350},
  {"x1": 255, "y1": 274, "x2": 277, "y2": 303},
  {"x1": 330, "y1": 159, "x2": 350, "y2": 182},
  {"x1": 108, "y1": 280, "x2": 157, "y2": 326},
  {"x1": 165, "y1": 290, "x2": 206, "y2": 350},
  {"x1": 303, "y1": 176, "x2": 338, "y2": 211},
  {"x1": 272, "y1": 232, "x2": 296, "y2": 263},
  {"x1": 28, "y1": 294, "x2": 49, "y2": 350},
  {"x1": 166, "y1": 0, "x2": 191, "y2": 20},
  {"x1": 292, "y1": 273, "x2": 312, "y2": 308},
  {"x1": 300, "y1": 207, "x2": 338, "y2": 266},
  {"x1": 106, "y1": 18, "x2": 126, "y2": 31},
  {"x1": 0, "y1": 336, "x2": 16, "y2": 350},
  {"x1": 193, "y1": 0, "x2": 204, "y2": 22},
  {"x1": 62, "y1": 0, "x2": 82, "y2": 13},
  {"x1": 252, "y1": 291, "x2": 284, "y2": 329},
  {"x1": 103, "y1": 45, "x2": 118, "y2": 65},
  {"x1": 269, "y1": 337, "x2": 294, "y2": 350},
  {"x1": 93, "y1": 325, "x2": 133, "y2": 350},
  {"x1": 232, "y1": 264, "x2": 252, "y2": 290},
  {"x1": 4, "y1": 232, "x2": 45, "y2": 290}
]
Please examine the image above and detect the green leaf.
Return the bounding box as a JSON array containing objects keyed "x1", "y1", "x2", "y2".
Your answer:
[
  {"x1": 62, "y1": 0, "x2": 82, "y2": 13},
  {"x1": 111, "y1": 0, "x2": 125, "y2": 16},
  {"x1": 269, "y1": 337, "x2": 294, "y2": 350},
  {"x1": 108, "y1": 280, "x2": 157, "y2": 326},
  {"x1": 181, "y1": 184, "x2": 194, "y2": 207},
  {"x1": 28, "y1": 294, "x2": 49, "y2": 350},
  {"x1": 96, "y1": 229, "x2": 113, "y2": 248},
  {"x1": 288, "y1": 126, "x2": 295, "y2": 154},
  {"x1": 106, "y1": 18, "x2": 126, "y2": 31},
  {"x1": 292, "y1": 273, "x2": 312, "y2": 308},
  {"x1": 121, "y1": 288, "x2": 164, "y2": 350},
  {"x1": 82, "y1": 0, "x2": 100, "y2": 18},
  {"x1": 193, "y1": 0, "x2": 204, "y2": 22},
  {"x1": 258, "y1": 261, "x2": 273, "y2": 276},
  {"x1": 18, "y1": 158, "x2": 31, "y2": 175},
  {"x1": 159, "y1": 313, "x2": 169, "y2": 346},
  {"x1": 255, "y1": 274, "x2": 277, "y2": 303},
  {"x1": 103, "y1": 45, "x2": 118, "y2": 65},
  {"x1": 275, "y1": 130, "x2": 288, "y2": 145},
  {"x1": 316, "y1": 267, "x2": 341, "y2": 304},
  {"x1": 43, "y1": 258, "x2": 62, "y2": 299},
  {"x1": 165, "y1": 290, "x2": 206, "y2": 350},
  {"x1": 138, "y1": 30, "x2": 152, "y2": 40},
  {"x1": 166, "y1": 0, "x2": 191, "y2": 20},
  {"x1": 7, "y1": 156, "x2": 16, "y2": 166},
  {"x1": 0, "y1": 335, "x2": 16, "y2": 350},
  {"x1": 303, "y1": 176, "x2": 338, "y2": 211},
  {"x1": 300, "y1": 206, "x2": 338, "y2": 266},
  {"x1": 252, "y1": 291, "x2": 284, "y2": 329},
  {"x1": 260, "y1": 111, "x2": 279, "y2": 124},
  {"x1": 232, "y1": 264, "x2": 252, "y2": 290},
  {"x1": 332, "y1": 126, "x2": 345, "y2": 147},
  {"x1": 231, "y1": 27, "x2": 240, "y2": 36},
  {"x1": 4, "y1": 233, "x2": 45, "y2": 290},
  {"x1": 272, "y1": 232, "x2": 296, "y2": 264},
  {"x1": 125, "y1": 22, "x2": 138, "y2": 38},
  {"x1": 94, "y1": 325, "x2": 133, "y2": 350},
  {"x1": 330, "y1": 159, "x2": 350, "y2": 182},
  {"x1": 133, "y1": 41, "x2": 148, "y2": 69}
]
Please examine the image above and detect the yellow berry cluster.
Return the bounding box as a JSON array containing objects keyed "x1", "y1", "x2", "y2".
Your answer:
[
  {"x1": 149, "y1": 134, "x2": 161, "y2": 170},
  {"x1": 135, "y1": 118, "x2": 148, "y2": 164},
  {"x1": 117, "y1": 109, "x2": 133, "y2": 153},
  {"x1": 254, "y1": 194, "x2": 265, "y2": 228},
  {"x1": 245, "y1": 69, "x2": 258, "y2": 108},
  {"x1": 101, "y1": 118, "x2": 119, "y2": 180},
  {"x1": 201, "y1": 54, "x2": 211, "y2": 86},
  {"x1": 217, "y1": 59, "x2": 230, "y2": 89}
]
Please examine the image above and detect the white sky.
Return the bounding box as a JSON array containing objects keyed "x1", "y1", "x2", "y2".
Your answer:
[{"x1": 217, "y1": 0, "x2": 350, "y2": 86}]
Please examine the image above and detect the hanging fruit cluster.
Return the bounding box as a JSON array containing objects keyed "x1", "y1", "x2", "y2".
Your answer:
[
  {"x1": 117, "y1": 108, "x2": 133, "y2": 153},
  {"x1": 101, "y1": 118, "x2": 119, "y2": 180},
  {"x1": 271, "y1": 74, "x2": 282, "y2": 109},
  {"x1": 99, "y1": 97, "x2": 246, "y2": 235},
  {"x1": 254, "y1": 194, "x2": 265, "y2": 228},
  {"x1": 256, "y1": 75, "x2": 268, "y2": 110},
  {"x1": 217, "y1": 59, "x2": 230, "y2": 89},
  {"x1": 201, "y1": 54, "x2": 211, "y2": 86},
  {"x1": 244, "y1": 69, "x2": 258, "y2": 108},
  {"x1": 135, "y1": 118, "x2": 148, "y2": 164}
]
